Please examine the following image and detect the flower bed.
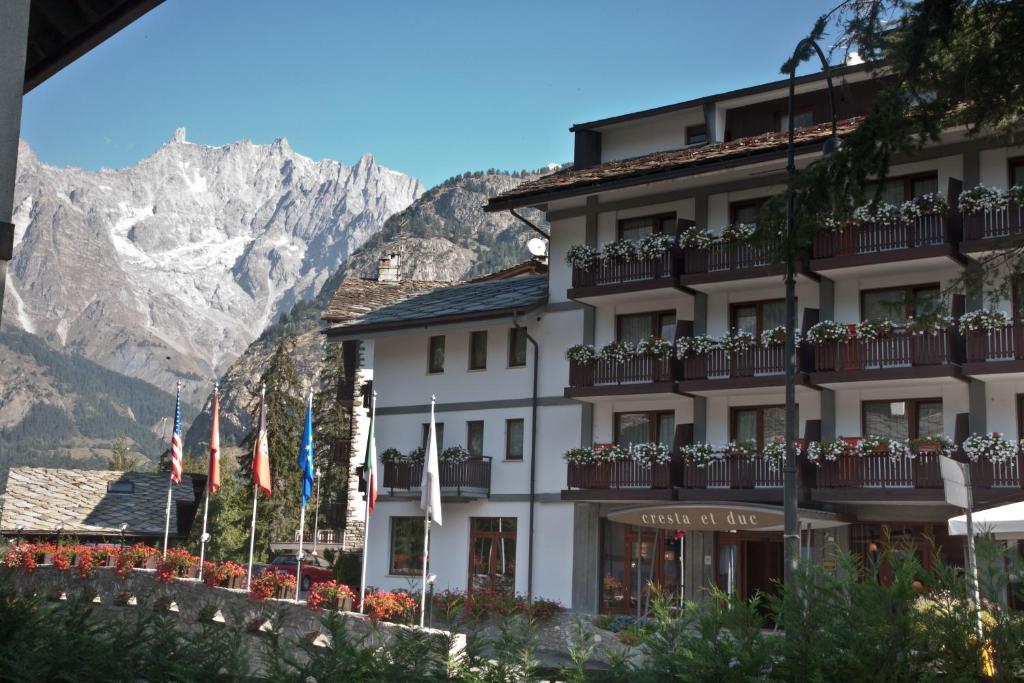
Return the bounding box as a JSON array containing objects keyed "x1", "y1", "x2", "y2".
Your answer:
[
  {"x1": 431, "y1": 588, "x2": 562, "y2": 625},
  {"x1": 362, "y1": 590, "x2": 418, "y2": 623},
  {"x1": 563, "y1": 442, "x2": 671, "y2": 466}
]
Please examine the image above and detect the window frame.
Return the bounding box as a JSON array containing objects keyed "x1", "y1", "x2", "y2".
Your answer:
[
  {"x1": 1010, "y1": 157, "x2": 1024, "y2": 189},
  {"x1": 685, "y1": 124, "x2": 707, "y2": 145},
  {"x1": 729, "y1": 404, "x2": 787, "y2": 451},
  {"x1": 467, "y1": 517, "x2": 518, "y2": 595},
  {"x1": 467, "y1": 420, "x2": 484, "y2": 458},
  {"x1": 860, "y1": 398, "x2": 943, "y2": 440},
  {"x1": 427, "y1": 335, "x2": 446, "y2": 374},
  {"x1": 777, "y1": 107, "x2": 814, "y2": 132},
  {"x1": 468, "y1": 330, "x2": 488, "y2": 371},
  {"x1": 866, "y1": 171, "x2": 939, "y2": 203},
  {"x1": 421, "y1": 422, "x2": 445, "y2": 452},
  {"x1": 615, "y1": 212, "x2": 677, "y2": 240},
  {"x1": 505, "y1": 418, "x2": 525, "y2": 461},
  {"x1": 508, "y1": 327, "x2": 528, "y2": 368},
  {"x1": 859, "y1": 283, "x2": 941, "y2": 323},
  {"x1": 729, "y1": 299, "x2": 787, "y2": 337},
  {"x1": 389, "y1": 516, "x2": 425, "y2": 576},
  {"x1": 613, "y1": 410, "x2": 675, "y2": 445},
  {"x1": 615, "y1": 310, "x2": 676, "y2": 342},
  {"x1": 728, "y1": 198, "x2": 768, "y2": 226}
]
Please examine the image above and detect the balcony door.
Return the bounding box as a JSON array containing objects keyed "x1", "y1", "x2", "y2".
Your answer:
[
  {"x1": 617, "y1": 311, "x2": 675, "y2": 344},
  {"x1": 468, "y1": 517, "x2": 516, "y2": 595},
  {"x1": 618, "y1": 213, "x2": 675, "y2": 240},
  {"x1": 715, "y1": 532, "x2": 784, "y2": 613},
  {"x1": 615, "y1": 411, "x2": 675, "y2": 448},
  {"x1": 731, "y1": 300, "x2": 786, "y2": 337},
  {"x1": 731, "y1": 405, "x2": 787, "y2": 451}
]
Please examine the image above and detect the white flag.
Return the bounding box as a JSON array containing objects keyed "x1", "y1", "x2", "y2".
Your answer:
[{"x1": 420, "y1": 397, "x2": 443, "y2": 526}]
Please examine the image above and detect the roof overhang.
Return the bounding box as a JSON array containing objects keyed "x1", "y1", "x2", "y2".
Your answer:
[
  {"x1": 24, "y1": 0, "x2": 164, "y2": 94},
  {"x1": 324, "y1": 303, "x2": 545, "y2": 341}
]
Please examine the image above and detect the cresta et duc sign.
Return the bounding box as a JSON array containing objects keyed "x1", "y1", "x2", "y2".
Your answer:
[{"x1": 607, "y1": 504, "x2": 784, "y2": 531}]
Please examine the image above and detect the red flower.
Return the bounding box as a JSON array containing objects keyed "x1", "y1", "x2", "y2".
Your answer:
[{"x1": 307, "y1": 580, "x2": 355, "y2": 611}]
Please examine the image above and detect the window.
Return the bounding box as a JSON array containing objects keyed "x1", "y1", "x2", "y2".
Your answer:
[
  {"x1": 617, "y1": 212, "x2": 676, "y2": 240},
  {"x1": 616, "y1": 311, "x2": 676, "y2": 344},
  {"x1": 731, "y1": 405, "x2": 789, "y2": 450},
  {"x1": 615, "y1": 411, "x2": 675, "y2": 447},
  {"x1": 686, "y1": 124, "x2": 707, "y2": 145},
  {"x1": 867, "y1": 172, "x2": 939, "y2": 205},
  {"x1": 1011, "y1": 158, "x2": 1024, "y2": 188},
  {"x1": 107, "y1": 481, "x2": 134, "y2": 494},
  {"x1": 862, "y1": 399, "x2": 943, "y2": 440},
  {"x1": 422, "y1": 422, "x2": 444, "y2": 452},
  {"x1": 389, "y1": 517, "x2": 425, "y2": 575},
  {"x1": 469, "y1": 517, "x2": 517, "y2": 594},
  {"x1": 861, "y1": 284, "x2": 941, "y2": 323},
  {"x1": 469, "y1": 331, "x2": 487, "y2": 370},
  {"x1": 508, "y1": 328, "x2": 527, "y2": 367},
  {"x1": 467, "y1": 420, "x2": 484, "y2": 458},
  {"x1": 505, "y1": 419, "x2": 524, "y2": 461},
  {"x1": 427, "y1": 335, "x2": 445, "y2": 373},
  {"x1": 730, "y1": 198, "x2": 766, "y2": 227},
  {"x1": 731, "y1": 300, "x2": 786, "y2": 336},
  {"x1": 780, "y1": 109, "x2": 813, "y2": 132}
]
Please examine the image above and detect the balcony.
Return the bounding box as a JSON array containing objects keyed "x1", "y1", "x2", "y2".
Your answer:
[
  {"x1": 810, "y1": 330, "x2": 962, "y2": 386},
  {"x1": 961, "y1": 200, "x2": 1024, "y2": 255},
  {"x1": 567, "y1": 241, "x2": 684, "y2": 303},
  {"x1": 679, "y1": 343, "x2": 799, "y2": 393},
  {"x1": 382, "y1": 457, "x2": 492, "y2": 501},
  {"x1": 565, "y1": 352, "x2": 682, "y2": 400},
  {"x1": 676, "y1": 456, "x2": 785, "y2": 502},
  {"x1": 964, "y1": 321, "x2": 1024, "y2": 377},
  {"x1": 810, "y1": 212, "x2": 962, "y2": 276},
  {"x1": 678, "y1": 240, "x2": 789, "y2": 289},
  {"x1": 813, "y1": 452, "x2": 1022, "y2": 502},
  {"x1": 564, "y1": 461, "x2": 673, "y2": 500}
]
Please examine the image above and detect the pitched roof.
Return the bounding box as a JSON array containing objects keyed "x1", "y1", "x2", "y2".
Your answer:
[
  {"x1": 0, "y1": 467, "x2": 201, "y2": 538},
  {"x1": 485, "y1": 118, "x2": 862, "y2": 211},
  {"x1": 326, "y1": 274, "x2": 549, "y2": 336},
  {"x1": 471, "y1": 259, "x2": 548, "y2": 282},
  {"x1": 322, "y1": 277, "x2": 450, "y2": 324}
]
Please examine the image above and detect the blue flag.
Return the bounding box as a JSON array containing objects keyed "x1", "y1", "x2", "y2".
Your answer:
[{"x1": 298, "y1": 392, "x2": 315, "y2": 508}]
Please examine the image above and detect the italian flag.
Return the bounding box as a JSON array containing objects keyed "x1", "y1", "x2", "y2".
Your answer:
[{"x1": 363, "y1": 409, "x2": 377, "y2": 513}]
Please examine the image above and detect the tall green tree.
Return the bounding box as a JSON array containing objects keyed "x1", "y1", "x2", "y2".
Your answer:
[
  {"x1": 312, "y1": 342, "x2": 350, "y2": 531},
  {"x1": 764, "y1": 0, "x2": 1024, "y2": 301},
  {"x1": 107, "y1": 434, "x2": 141, "y2": 472}
]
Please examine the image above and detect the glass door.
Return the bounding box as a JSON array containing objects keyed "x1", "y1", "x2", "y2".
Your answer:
[{"x1": 468, "y1": 517, "x2": 517, "y2": 594}]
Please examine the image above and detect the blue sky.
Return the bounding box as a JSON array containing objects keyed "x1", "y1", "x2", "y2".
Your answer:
[{"x1": 21, "y1": 0, "x2": 838, "y2": 188}]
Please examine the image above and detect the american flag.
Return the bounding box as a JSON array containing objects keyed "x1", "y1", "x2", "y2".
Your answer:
[{"x1": 170, "y1": 383, "x2": 183, "y2": 485}]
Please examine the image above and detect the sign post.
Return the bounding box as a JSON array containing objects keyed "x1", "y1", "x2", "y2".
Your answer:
[{"x1": 939, "y1": 455, "x2": 984, "y2": 642}]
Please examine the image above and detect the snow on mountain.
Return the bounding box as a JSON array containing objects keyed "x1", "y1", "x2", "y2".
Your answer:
[{"x1": 7, "y1": 130, "x2": 422, "y2": 402}]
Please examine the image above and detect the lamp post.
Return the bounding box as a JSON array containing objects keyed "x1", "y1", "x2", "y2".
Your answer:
[{"x1": 783, "y1": 38, "x2": 839, "y2": 595}]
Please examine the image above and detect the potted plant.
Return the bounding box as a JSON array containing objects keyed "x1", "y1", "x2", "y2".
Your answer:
[
  {"x1": 855, "y1": 320, "x2": 895, "y2": 340},
  {"x1": 909, "y1": 434, "x2": 956, "y2": 457},
  {"x1": 679, "y1": 442, "x2": 722, "y2": 467},
  {"x1": 632, "y1": 442, "x2": 672, "y2": 466},
  {"x1": 599, "y1": 340, "x2": 636, "y2": 363},
  {"x1": 718, "y1": 330, "x2": 754, "y2": 355},
  {"x1": 307, "y1": 580, "x2": 355, "y2": 612},
  {"x1": 219, "y1": 561, "x2": 248, "y2": 589},
  {"x1": 958, "y1": 309, "x2": 1010, "y2": 335},
  {"x1": 116, "y1": 543, "x2": 159, "y2": 578},
  {"x1": 859, "y1": 435, "x2": 912, "y2": 460},
  {"x1": 249, "y1": 570, "x2": 297, "y2": 602},
  {"x1": 156, "y1": 547, "x2": 198, "y2": 583},
  {"x1": 565, "y1": 344, "x2": 597, "y2": 364},
  {"x1": 962, "y1": 432, "x2": 1019, "y2": 464},
  {"x1": 726, "y1": 440, "x2": 756, "y2": 458},
  {"x1": 806, "y1": 439, "x2": 849, "y2": 465},
  {"x1": 380, "y1": 447, "x2": 404, "y2": 462},
  {"x1": 679, "y1": 226, "x2": 714, "y2": 249},
  {"x1": 719, "y1": 222, "x2": 756, "y2": 243},
  {"x1": 565, "y1": 244, "x2": 599, "y2": 270},
  {"x1": 675, "y1": 335, "x2": 717, "y2": 359},
  {"x1": 759, "y1": 438, "x2": 787, "y2": 470},
  {"x1": 440, "y1": 445, "x2": 470, "y2": 463},
  {"x1": 563, "y1": 447, "x2": 598, "y2": 466},
  {"x1": 636, "y1": 233, "x2": 674, "y2": 260},
  {"x1": 601, "y1": 238, "x2": 638, "y2": 263},
  {"x1": 958, "y1": 186, "x2": 1007, "y2": 214},
  {"x1": 636, "y1": 336, "x2": 673, "y2": 357}
]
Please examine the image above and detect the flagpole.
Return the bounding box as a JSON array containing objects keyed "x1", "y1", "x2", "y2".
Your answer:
[
  {"x1": 198, "y1": 383, "x2": 218, "y2": 582},
  {"x1": 358, "y1": 390, "x2": 377, "y2": 614},
  {"x1": 246, "y1": 484, "x2": 259, "y2": 590},
  {"x1": 162, "y1": 380, "x2": 182, "y2": 560},
  {"x1": 295, "y1": 503, "x2": 306, "y2": 603},
  {"x1": 419, "y1": 395, "x2": 436, "y2": 628},
  {"x1": 246, "y1": 383, "x2": 266, "y2": 591}
]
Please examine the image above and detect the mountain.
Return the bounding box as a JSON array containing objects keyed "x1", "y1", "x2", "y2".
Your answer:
[
  {"x1": 185, "y1": 169, "x2": 552, "y2": 447},
  {"x1": 8, "y1": 129, "x2": 422, "y2": 404},
  {"x1": 0, "y1": 327, "x2": 199, "y2": 475}
]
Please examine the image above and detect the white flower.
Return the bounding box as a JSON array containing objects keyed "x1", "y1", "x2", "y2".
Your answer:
[
  {"x1": 958, "y1": 309, "x2": 1010, "y2": 334},
  {"x1": 962, "y1": 433, "x2": 1018, "y2": 464}
]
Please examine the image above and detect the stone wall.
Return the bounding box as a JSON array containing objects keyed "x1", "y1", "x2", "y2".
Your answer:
[{"x1": 1, "y1": 565, "x2": 465, "y2": 667}]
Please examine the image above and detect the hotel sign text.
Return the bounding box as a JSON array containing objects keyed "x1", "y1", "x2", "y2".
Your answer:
[{"x1": 608, "y1": 504, "x2": 784, "y2": 531}]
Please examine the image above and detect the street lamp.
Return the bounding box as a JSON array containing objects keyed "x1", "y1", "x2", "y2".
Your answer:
[{"x1": 783, "y1": 38, "x2": 839, "y2": 595}]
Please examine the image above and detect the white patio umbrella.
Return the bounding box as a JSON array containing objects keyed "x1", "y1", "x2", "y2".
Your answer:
[{"x1": 948, "y1": 501, "x2": 1024, "y2": 540}]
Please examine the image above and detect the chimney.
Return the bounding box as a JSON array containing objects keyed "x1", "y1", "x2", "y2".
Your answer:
[{"x1": 377, "y1": 252, "x2": 402, "y2": 282}]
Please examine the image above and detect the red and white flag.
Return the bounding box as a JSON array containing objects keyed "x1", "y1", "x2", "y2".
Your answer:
[
  {"x1": 170, "y1": 383, "x2": 183, "y2": 484},
  {"x1": 252, "y1": 391, "x2": 272, "y2": 496},
  {"x1": 208, "y1": 387, "x2": 221, "y2": 494}
]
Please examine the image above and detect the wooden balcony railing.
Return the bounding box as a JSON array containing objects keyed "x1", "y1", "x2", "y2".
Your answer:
[
  {"x1": 681, "y1": 241, "x2": 778, "y2": 277},
  {"x1": 679, "y1": 456, "x2": 784, "y2": 490},
  {"x1": 816, "y1": 453, "x2": 1022, "y2": 490},
  {"x1": 290, "y1": 528, "x2": 345, "y2": 544},
  {"x1": 813, "y1": 331, "x2": 954, "y2": 373},
  {"x1": 963, "y1": 202, "x2": 1024, "y2": 241},
  {"x1": 566, "y1": 461, "x2": 671, "y2": 489},
  {"x1": 571, "y1": 247, "x2": 680, "y2": 289},
  {"x1": 568, "y1": 353, "x2": 677, "y2": 388},
  {"x1": 681, "y1": 344, "x2": 785, "y2": 381},
  {"x1": 812, "y1": 213, "x2": 949, "y2": 259},
  {"x1": 383, "y1": 457, "x2": 492, "y2": 496},
  {"x1": 965, "y1": 323, "x2": 1024, "y2": 363}
]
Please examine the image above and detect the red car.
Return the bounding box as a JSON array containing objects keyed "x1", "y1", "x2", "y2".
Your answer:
[{"x1": 266, "y1": 554, "x2": 334, "y2": 590}]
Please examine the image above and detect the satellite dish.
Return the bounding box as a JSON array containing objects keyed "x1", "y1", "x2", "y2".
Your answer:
[{"x1": 527, "y1": 237, "x2": 548, "y2": 257}]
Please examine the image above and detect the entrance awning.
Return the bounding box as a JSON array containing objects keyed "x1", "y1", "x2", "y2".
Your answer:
[
  {"x1": 948, "y1": 501, "x2": 1024, "y2": 540},
  {"x1": 607, "y1": 502, "x2": 847, "y2": 531}
]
